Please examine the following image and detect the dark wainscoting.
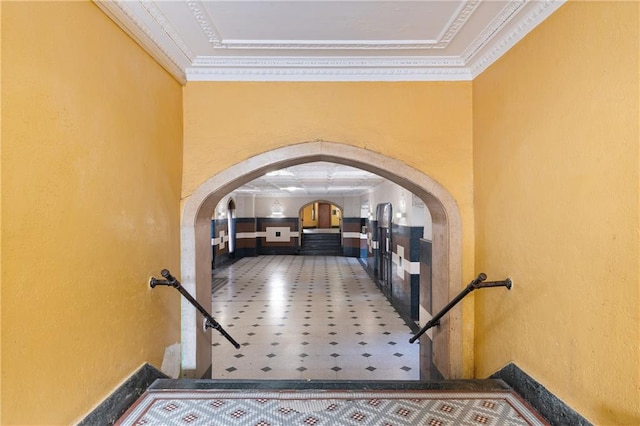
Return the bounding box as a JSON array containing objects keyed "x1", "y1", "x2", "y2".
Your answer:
[
  {"x1": 491, "y1": 363, "x2": 591, "y2": 426},
  {"x1": 256, "y1": 217, "x2": 299, "y2": 255},
  {"x1": 235, "y1": 218, "x2": 258, "y2": 258},
  {"x1": 390, "y1": 224, "x2": 424, "y2": 320},
  {"x1": 78, "y1": 363, "x2": 167, "y2": 426},
  {"x1": 342, "y1": 217, "x2": 364, "y2": 258},
  {"x1": 211, "y1": 219, "x2": 229, "y2": 268}
]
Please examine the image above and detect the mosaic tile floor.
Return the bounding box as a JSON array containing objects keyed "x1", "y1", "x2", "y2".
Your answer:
[
  {"x1": 117, "y1": 389, "x2": 549, "y2": 426},
  {"x1": 210, "y1": 256, "x2": 420, "y2": 380}
]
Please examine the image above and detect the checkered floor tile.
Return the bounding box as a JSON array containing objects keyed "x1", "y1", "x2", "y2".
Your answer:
[{"x1": 210, "y1": 256, "x2": 419, "y2": 380}]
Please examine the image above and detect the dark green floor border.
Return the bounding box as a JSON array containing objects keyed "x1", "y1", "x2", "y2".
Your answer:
[
  {"x1": 490, "y1": 362, "x2": 591, "y2": 426},
  {"x1": 80, "y1": 362, "x2": 591, "y2": 425},
  {"x1": 77, "y1": 363, "x2": 168, "y2": 426},
  {"x1": 149, "y1": 378, "x2": 510, "y2": 392}
]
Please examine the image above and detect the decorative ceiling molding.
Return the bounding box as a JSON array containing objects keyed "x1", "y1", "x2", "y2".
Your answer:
[
  {"x1": 94, "y1": 0, "x2": 188, "y2": 84},
  {"x1": 185, "y1": 0, "x2": 480, "y2": 51},
  {"x1": 94, "y1": 0, "x2": 566, "y2": 84},
  {"x1": 467, "y1": 0, "x2": 565, "y2": 77},
  {"x1": 191, "y1": 57, "x2": 467, "y2": 68},
  {"x1": 187, "y1": 66, "x2": 473, "y2": 82},
  {"x1": 186, "y1": 0, "x2": 223, "y2": 46},
  {"x1": 187, "y1": 56, "x2": 471, "y2": 82},
  {"x1": 214, "y1": 39, "x2": 443, "y2": 50},
  {"x1": 435, "y1": 0, "x2": 482, "y2": 48},
  {"x1": 461, "y1": 0, "x2": 527, "y2": 62},
  {"x1": 140, "y1": 0, "x2": 194, "y2": 60}
]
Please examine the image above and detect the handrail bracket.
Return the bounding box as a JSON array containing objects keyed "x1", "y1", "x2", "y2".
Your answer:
[
  {"x1": 150, "y1": 269, "x2": 240, "y2": 349},
  {"x1": 409, "y1": 273, "x2": 511, "y2": 344}
]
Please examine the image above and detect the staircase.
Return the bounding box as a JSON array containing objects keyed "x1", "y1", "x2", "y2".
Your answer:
[{"x1": 300, "y1": 232, "x2": 342, "y2": 256}]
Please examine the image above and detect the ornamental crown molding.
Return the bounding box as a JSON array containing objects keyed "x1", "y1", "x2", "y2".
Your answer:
[
  {"x1": 186, "y1": 56, "x2": 472, "y2": 82},
  {"x1": 94, "y1": 0, "x2": 565, "y2": 83}
]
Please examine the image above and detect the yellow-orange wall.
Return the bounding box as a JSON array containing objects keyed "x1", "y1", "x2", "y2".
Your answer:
[
  {"x1": 473, "y1": 2, "x2": 639, "y2": 424},
  {"x1": 331, "y1": 205, "x2": 340, "y2": 228},
  {"x1": 301, "y1": 203, "x2": 341, "y2": 227},
  {"x1": 302, "y1": 204, "x2": 318, "y2": 227},
  {"x1": 183, "y1": 81, "x2": 476, "y2": 374},
  {"x1": 1, "y1": 2, "x2": 183, "y2": 424},
  {"x1": 1, "y1": 1, "x2": 637, "y2": 424}
]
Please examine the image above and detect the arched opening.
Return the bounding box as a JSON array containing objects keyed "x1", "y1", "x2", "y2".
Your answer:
[
  {"x1": 299, "y1": 200, "x2": 343, "y2": 256},
  {"x1": 181, "y1": 141, "x2": 462, "y2": 379}
]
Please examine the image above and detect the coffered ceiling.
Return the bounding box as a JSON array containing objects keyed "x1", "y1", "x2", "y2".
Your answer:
[
  {"x1": 233, "y1": 162, "x2": 387, "y2": 197},
  {"x1": 95, "y1": 0, "x2": 564, "y2": 84}
]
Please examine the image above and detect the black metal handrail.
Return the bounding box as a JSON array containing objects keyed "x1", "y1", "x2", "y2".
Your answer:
[
  {"x1": 151, "y1": 269, "x2": 240, "y2": 349},
  {"x1": 409, "y1": 273, "x2": 512, "y2": 344}
]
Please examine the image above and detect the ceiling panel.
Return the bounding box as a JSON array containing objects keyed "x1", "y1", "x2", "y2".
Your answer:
[
  {"x1": 234, "y1": 162, "x2": 386, "y2": 196},
  {"x1": 94, "y1": 0, "x2": 566, "y2": 83}
]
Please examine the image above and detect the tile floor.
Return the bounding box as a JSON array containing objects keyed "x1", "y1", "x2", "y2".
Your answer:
[
  {"x1": 117, "y1": 389, "x2": 549, "y2": 426},
  {"x1": 210, "y1": 255, "x2": 420, "y2": 381}
]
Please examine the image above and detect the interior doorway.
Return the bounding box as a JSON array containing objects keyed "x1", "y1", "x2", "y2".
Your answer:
[
  {"x1": 181, "y1": 141, "x2": 463, "y2": 380},
  {"x1": 376, "y1": 202, "x2": 393, "y2": 298},
  {"x1": 300, "y1": 201, "x2": 343, "y2": 256},
  {"x1": 301, "y1": 202, "x2": 342, "y2": 231}
]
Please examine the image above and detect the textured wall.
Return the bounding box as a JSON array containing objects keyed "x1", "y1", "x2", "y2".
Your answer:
[
  {"x1": 183, "y1": 81, "x2": 475, "y2": 375},
  {"x1": 1, "y1": 2, "x2": 183, "y2": 424},
  {"x1": 473, "y1": 2, "x2": 639, "y2": 424}
]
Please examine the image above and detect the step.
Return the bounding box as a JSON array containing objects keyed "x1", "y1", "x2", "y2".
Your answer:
[
  {"x1": 116, "y1": 379, "x2": 549, "y2": 425},
  {"x1": 300, "y1": 251, "x2": 343, "y2": 256},
  {"x1": 149, "y1": 378, "x2": 511, "y2": 392},
  {"x1": 301, "y1": 233, "x2": 342, "y2": 255}
]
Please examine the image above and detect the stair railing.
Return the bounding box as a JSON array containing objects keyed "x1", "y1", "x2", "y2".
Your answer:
[
  {"x1": 409, "y1": 273, "x2": 512, "y2": 344},
  {"x1": 150, "y1": 269, "x2": 240, "y2": 349}
]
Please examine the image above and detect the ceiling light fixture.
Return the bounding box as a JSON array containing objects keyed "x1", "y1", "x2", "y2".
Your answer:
[{"x1": 265, "y1": 170, "x2": 293, "y2": 177}]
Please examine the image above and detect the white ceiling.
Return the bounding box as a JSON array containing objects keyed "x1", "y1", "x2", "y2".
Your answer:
[
  {"x1": 234, "y1": 161, "x2": 387, "y2": 197},
  {"x1": 95, "y1": 0, "x2": 564, "y2": 83},
  {"x1": 94, "y1": 1, "x2": 564, "y2": 196}
]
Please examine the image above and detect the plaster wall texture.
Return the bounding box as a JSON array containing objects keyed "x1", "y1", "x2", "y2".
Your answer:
[
  {"x1": 365, "y1": 180, "x2": 431, "y2": 233},
  {"x1": 182, "y1": 82, "x2": 475, "y2": 376},
  {"x1": 342, "y1": 195, "x2": 364, "y2": 219},
  {"x1": 233, "y1": 194, "x2": 257, "y2": 218},
  {"x1": 473, "y1": 2, "x2": 639, "y2": 424},
  {"x1": 252, "y1": 195, "x2": 346, "y2": 218},
  {"x1": 1, "y1": 2, "x2": 183, "y2": 424},
  {"x1": 5, "y1": 2, "x2": 635, "y2": 424}
]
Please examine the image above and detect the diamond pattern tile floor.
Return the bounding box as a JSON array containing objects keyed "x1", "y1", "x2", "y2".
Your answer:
[
  {"x1": 210, "y1": 256, "x2": 420, "y2": 380},
  {"x1": 117, "y1": 389, "x2": 549, "y2": 426}
]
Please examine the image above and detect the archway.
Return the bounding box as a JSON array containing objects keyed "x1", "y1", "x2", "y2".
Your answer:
[
  {"x1": 299, "y1": 200, "x2": 343, "y2": 255},
  {"x1": 181, "y1": 141, "x2": 462, "y2": 379},
  {"x1": 300, "y1": 200, "x2": 343, "y2": 231}
]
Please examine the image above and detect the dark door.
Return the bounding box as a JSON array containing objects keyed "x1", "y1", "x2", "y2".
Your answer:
[
  {"x1": 376, "y1": 203, "x2": 393, "y2": 297},
  {"x1": 318, "y1": 203, "x2": 332, "y2": 228}
]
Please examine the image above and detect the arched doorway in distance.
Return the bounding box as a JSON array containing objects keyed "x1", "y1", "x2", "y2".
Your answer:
[
  {"x1": 299, "y1": 201, "x2": 343, "y2": 256},
  {"x1": 181, "y1": 141, "x2": 463, "y2": 381}
]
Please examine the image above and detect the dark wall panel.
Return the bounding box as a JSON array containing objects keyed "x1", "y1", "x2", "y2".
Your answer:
[{"x1": 256, "y1": 217, "x2": 299, "y2": 255}]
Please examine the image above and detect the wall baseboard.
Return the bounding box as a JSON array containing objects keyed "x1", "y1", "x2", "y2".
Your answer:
[
  {"x1": 77, "y1": 363, "x2": 168, "y2": 426},
  {"x1": 490, "y1": 362, "x2": 591, "y2": 426}
]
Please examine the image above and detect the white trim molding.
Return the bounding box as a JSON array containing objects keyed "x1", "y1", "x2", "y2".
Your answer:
[{"x1": 95, "y1": 0, "x2": 566, "y2": 83}]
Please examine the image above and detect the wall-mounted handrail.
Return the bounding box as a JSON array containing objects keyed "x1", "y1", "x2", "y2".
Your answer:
[
  {"x1": 409, "y1": 273, "x2": 512, "y2": 344},
  {"x1": 151, "y1": 269, "x2": 240, "y2": 349}
]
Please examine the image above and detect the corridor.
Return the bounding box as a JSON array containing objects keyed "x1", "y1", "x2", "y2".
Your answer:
[{"x1": 210, "y1": 255, "x2": 420, "y2": 380}]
